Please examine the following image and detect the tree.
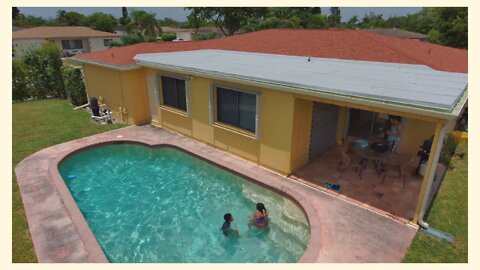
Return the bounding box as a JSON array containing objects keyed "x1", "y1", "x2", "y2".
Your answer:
[
  {"x1": 39, "y1": 43, "x2": 66, "y2": 99},
  {"x1": 306, "y1": 14, "x2": 327, "y2": 29},
  {"x1": 161, "y1": 17, "x2": 179, "y2": 27},
  {"x1": 12, "y1": 61, "x2": 29, "y2": 102},
  {"x1": 346, "y1": 15, "x2": 359, "y2": 29},
  {"x1": 12, "y1": 7, "x2": 20, "y2": 20},
  {"x1": 186, "y1": 7, "x2": 267, "y2": 36},
  {"x1": 120, "y1": 31, "x2": 145, "y2": 45},
  {"x1": 129, "y1": 10, "x2": 160, "y2": 37},
  {"x1": 56, "y1": 10, "x2": 86, "y2": 26},
  {"x1": 85, "y1": 12, "x2": 118, "y2": 32},
  {"x1": 13, "y1": 15, "x2": 47, "y2": 28},
  {"x1": 436, "y1": 7, "x2": 468, "y2": 48},
  {"x1": 20, "y1": 43, "x2": 65, "y2": 99},
  {"x1": 63, "y1": 67, "x2": 87, "y2": 106},
  {"x1": 119, "y1": 7, "x2": 131, "y2": 26},
  {"x1": 328, "y1": 7, "x2": 341, "y2": 27},
  {"x1": 360, "y1": 12, "x2": 386, "y2": 28},
  {"x1": 185, "y1": 8, "x2": 205, "y2": 33}
]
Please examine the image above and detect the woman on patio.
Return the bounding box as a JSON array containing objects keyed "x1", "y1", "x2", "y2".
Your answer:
[{"x1": 386, "y1": 115, "x2": 402, "y2": 153}]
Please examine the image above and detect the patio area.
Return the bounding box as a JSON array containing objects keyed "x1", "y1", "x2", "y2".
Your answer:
[{"x1": 292, "y1": 146, "x2": 424, "y2": 222}]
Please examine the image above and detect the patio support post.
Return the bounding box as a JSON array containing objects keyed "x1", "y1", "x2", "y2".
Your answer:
[{"x1": 412, "y1": 122, "x2": 446, "y2": 224}]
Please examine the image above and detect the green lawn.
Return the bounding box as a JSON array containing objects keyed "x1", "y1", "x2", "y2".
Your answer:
[
  {"x1": 403, "y1": 142, "x2": 468, "y2": 262},
  {"x1": 12, "y1": 99, "x2": 126, "y2": 262}
]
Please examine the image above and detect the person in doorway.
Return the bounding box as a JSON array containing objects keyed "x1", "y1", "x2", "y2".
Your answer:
[{"x1": 386, "y1": 115, "x2": 402, "y2": 153}]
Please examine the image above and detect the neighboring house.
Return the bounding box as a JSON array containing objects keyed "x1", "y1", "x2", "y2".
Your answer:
[
  {"x1": 161, "y1": 26, "x2": 224, "y2": 41},
  {"x1": 12, "y1": 26, "x2": 120, "y2": 58},
  {"x1": 114, "y1": 25, "x2": 128, "y2": 36},
  {"x1": 363, "y1": 27, "x2": 428, "y2": 41},
  {"x1": 73, "y1": 29, "x2": 467, "y2": 225}
]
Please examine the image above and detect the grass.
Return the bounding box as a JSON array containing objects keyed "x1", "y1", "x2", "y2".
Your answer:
[
  {"x1": 402, "y1": 142, "x2": 468, "y2": 262},
  {"x1": 12, "y1": 99, "x2": 126, "y2": 262}
]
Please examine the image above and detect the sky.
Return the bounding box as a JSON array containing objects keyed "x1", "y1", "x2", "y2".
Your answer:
[{"x1": 18, "y1": 7, "x2": 423, "y2": 22}]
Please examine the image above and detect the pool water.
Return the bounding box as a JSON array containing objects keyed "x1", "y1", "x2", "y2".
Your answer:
[{"x1": 59, "y1": 144, "x2": 310, "y2": 263}]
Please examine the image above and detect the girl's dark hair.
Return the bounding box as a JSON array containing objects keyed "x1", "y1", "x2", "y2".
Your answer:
[
  {"x1": 256, "y1": 203, "x2": 267, "y2": 213},
  {"x1": 224, "y1": 213, "x2": 232, "y2": 222}
]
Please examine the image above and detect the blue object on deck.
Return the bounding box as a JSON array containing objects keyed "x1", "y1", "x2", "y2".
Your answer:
[
  {"x1": 355, "y1": 139, "x2": 369, "y2": 148},
  {"x1": 68, "y1": 175, "x2": 76, "y2": 180}
]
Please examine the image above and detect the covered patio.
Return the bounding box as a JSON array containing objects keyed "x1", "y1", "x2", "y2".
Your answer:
[{"x1": 291, "y1": 146, "x2": 424, "y2": 222}]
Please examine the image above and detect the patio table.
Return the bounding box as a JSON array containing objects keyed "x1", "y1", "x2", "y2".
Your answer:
[{"x1": 352, "y1": 146, "x2": 391, "y2": 176}]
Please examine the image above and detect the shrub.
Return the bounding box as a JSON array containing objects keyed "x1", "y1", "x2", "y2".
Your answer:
[
  {"x1": 12, "y1": 61, "x2": 29, "y2": 102},
  {"x1": 63, "y1": 67, "x2": 88, "y2": 106},
  {"x1": 161, "y1": 32, "x2": 177, "y2": 41},
  {"x1": 20, "y1": 42, "x2": 65, "y2": 100},
  {"x1": 121, "y1": 31, "x2": 144, "y2": 45},
  {"x1": 192, "y1": 32, "x2": 218, "y2": 40},
  {"x1": 439, "y1": 133, "x2": 458, "y2": 168}
]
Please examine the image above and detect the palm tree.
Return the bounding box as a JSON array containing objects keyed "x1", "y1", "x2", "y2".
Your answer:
[{"x1": 128, "y1": 10, "x2": 161, "y2": 37}]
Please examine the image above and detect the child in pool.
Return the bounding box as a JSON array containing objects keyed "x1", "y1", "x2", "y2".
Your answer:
[
  {"x1": 252, "y1": 203, "x2": 269, "y2": 227},
  {"x1": 220, "y1": 213, "x2": 239, "y2": 237}
]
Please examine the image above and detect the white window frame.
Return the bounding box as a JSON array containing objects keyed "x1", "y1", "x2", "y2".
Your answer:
[
  {"x1": 157, "y1": 73, "x2": 192, "y2": 117},
  {"x1": 209, "y1": 83, "x2": 261, "y2": 140}
]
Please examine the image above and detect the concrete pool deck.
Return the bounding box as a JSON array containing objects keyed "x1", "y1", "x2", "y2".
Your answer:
[{"x1": 15, "y1": 125, "x2": 417, "y2": 263}]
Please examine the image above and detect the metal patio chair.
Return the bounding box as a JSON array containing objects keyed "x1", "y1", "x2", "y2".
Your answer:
[
  {"x1": 337, "y1": 145, "x2": 363, "y2": 179},
  {"x1": 381, "y1": 154, "x2": 413, "y2": 188}
]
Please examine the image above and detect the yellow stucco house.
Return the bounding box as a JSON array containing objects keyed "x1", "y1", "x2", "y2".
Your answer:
[{"x1": 74, "y1": 29, "x2": 468, "y2": 225}]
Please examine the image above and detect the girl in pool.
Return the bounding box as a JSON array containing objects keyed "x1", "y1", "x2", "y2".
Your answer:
[{"x1": 252, "y1": 203, "x2": 268, "y2": 227}]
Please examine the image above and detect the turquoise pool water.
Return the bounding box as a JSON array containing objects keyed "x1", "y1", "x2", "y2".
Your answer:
[{"x1": 59, "y1": 143, "x2": 310, "y2": 263}]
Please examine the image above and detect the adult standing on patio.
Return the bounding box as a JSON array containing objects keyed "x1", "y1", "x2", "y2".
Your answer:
[{"x1": 386, "y1": 115, "x2": 402, "y2": 153}]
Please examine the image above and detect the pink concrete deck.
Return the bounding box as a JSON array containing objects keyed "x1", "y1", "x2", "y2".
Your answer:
[
  {"x1": 15, "y1": 125, "x2": 417, "y2": 263},
  {"x1": 293, "y1": 147, "x2": 424, "y2": 222}
]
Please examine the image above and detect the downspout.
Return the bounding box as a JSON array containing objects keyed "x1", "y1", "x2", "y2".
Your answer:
[{"x1": 416, "y1": 125, "x2": 455, "y2": 243}]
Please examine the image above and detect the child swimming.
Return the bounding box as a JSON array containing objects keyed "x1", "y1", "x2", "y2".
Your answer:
[{"x1": 220, "y1": 213, "x2": 239, "y2": 237}]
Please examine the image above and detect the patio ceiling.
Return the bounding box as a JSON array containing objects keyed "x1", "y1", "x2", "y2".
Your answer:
[{"x1": 134, "y1": 49, "x2": 468, "y2": 115}]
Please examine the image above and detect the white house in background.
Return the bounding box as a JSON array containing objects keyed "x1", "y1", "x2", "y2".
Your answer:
[
  {"x1": 12, "y1": 26, "x2": 120, "y2": 58},
  {"x1": 160, "y1": 26, "x2": 224, "y2": 41}
]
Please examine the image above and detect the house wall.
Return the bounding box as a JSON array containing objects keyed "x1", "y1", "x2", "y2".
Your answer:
[
  {"x1": 175, "y1": 32, "x2": 192, "y2": 41},
  {"x1": 82, "y1": 64, "x2": 149, "y2": 125},
  {"x1": 82, "y1": 63, "x2": 444, "y2": 174},
  {"x1": 88, "y1": 37, "x2": 121, "y2": 52},
  {"x1": 290, "y1": 99, "x2": 313, "y2": 172},
  {"x1": 12, "y1": 38, "x2": 47, "y2": 58},
  {"x1": 50, "y1": 38, "x2": 91, "y2": 53},
  {"x1": 401, "y1": 118, "x2": 437, "y2": 155},
  {"x1": 144, "y1": 67, "x2": 297, "y2": 174}
]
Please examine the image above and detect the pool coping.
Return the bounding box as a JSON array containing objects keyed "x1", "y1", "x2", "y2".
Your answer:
[{"x1": 15, "y1": 125, "x2": 323, "y2": 263}]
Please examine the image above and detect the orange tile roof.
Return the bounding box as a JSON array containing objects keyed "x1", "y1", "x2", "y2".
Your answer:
[
  {"x1": 75, "y1": 29, "x2": 467, "y2": 73},
  {"x1": 12, "y1": 26, "x2": 119, "y2": 39}
]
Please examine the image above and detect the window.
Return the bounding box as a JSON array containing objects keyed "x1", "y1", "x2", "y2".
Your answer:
[
  {"x1": 61, "y1": 40, "x2": 83, "y2": 50},
  {"x1": 161, "y1": 76, "x2": 187, "y2": 111},
  {"x1": 216, "y1": 87, "x2": 257, "y2": 133},
  {"x1": 103, "y1": 39, "x2": 113, "y2": 46}
]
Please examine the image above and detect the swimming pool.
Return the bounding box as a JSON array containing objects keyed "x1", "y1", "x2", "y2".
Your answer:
[{"x1": 59, "y1": 143, "x2": 310, "y2": 263}]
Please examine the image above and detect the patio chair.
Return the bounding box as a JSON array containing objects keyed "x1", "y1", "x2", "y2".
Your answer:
[
  {"x1": 337, "y1": 145, "x2": 362, "y2": 179},
  {"x1": 381, "y1": 154, "x2": 413, "y2": 188}
]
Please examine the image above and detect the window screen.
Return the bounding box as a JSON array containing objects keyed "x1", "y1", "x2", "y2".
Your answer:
[
  {"x1": 217, "y1": 87, "x2": 256, "y2": 133},
  {"x1": 161, "y1": 76, "x2": 187, "y2": 111}
]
